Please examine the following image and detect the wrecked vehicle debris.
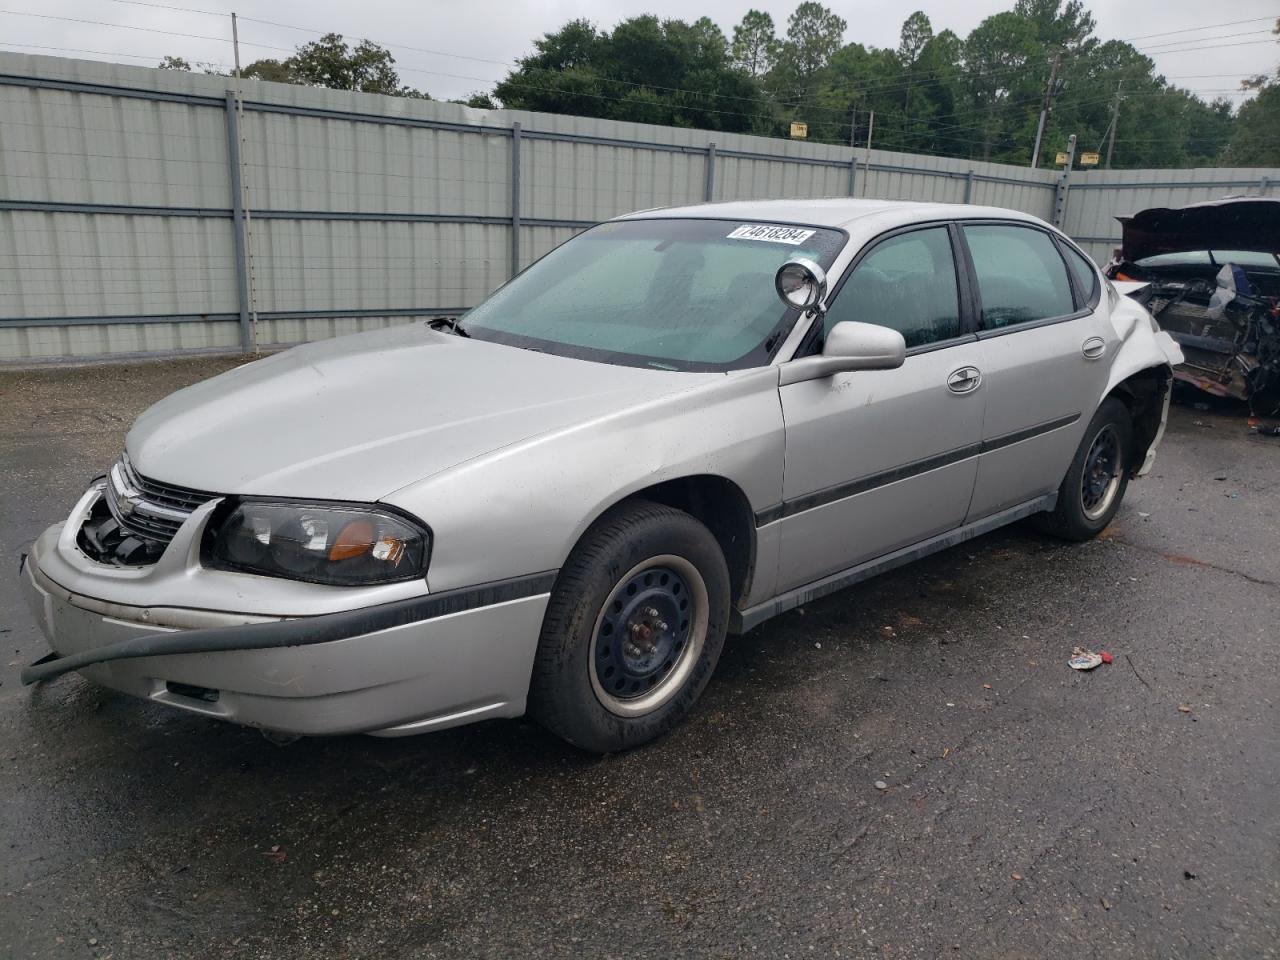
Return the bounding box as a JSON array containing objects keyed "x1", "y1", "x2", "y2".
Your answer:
[{"x1": 1105, "y1": 197, "x2": 1280, "y2": 429}]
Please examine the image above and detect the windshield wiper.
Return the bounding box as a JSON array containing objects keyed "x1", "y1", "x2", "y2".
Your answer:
[{"x1": 427, "y1": 316, "x2": 470, "y2": 338}]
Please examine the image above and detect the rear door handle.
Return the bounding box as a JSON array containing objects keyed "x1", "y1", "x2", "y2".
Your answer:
[
  {"x1": 947, "y1": 366, "x2": 982, "y2": 394},
  {"x1": 1082, "y1": 336, "x2": 1106, "y2": 359}
]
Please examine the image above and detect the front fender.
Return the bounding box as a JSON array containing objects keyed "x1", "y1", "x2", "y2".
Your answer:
[{"x1": 384, "y1": 367, "x2": 785, "y2": 596}]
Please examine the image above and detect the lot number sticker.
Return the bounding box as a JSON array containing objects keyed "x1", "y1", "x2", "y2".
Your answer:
[{"x1": 726, "y1": 224, "x2": 816, "y2": 245}]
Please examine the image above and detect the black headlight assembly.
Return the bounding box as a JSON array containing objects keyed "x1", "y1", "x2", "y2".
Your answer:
[{"x1": 203, "y1": 500, "x2": 431, "y2": 586}]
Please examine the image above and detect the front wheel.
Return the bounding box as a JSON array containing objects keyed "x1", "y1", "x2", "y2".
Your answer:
[
  {"x1": 1038, "y1": 397, "x2": 1133, "y2": 541},
  {"x1": 528, "y1": 500, "x2": 730, "y2": 753}
]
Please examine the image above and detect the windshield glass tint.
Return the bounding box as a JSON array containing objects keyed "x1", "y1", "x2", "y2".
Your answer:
[{"x1": 462, "y1": 218, "x2": 846, "y2": 370}]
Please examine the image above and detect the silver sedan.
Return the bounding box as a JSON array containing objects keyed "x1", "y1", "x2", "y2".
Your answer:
[{"x1": 20, "y1": 199, "x2": 1182, "y2": 752}]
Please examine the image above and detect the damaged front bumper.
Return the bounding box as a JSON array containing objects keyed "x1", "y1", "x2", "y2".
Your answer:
[{"x1": 20, "y1": 486, "x2": 552, "y2": 737}]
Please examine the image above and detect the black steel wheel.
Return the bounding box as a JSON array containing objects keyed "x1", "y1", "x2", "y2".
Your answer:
[
  {"x1": 589, "y1": 556, "x2": 708, "y2": 717},
  {"x1": 1038, "y1": 397, "x2": 1133, "y2": 541},
  {"x1": 528, "y1": 500, "x2": 729, "y2": 753},
  {"x1": 1080, "y1": 423, "x2": 1123, "y2": 521}
]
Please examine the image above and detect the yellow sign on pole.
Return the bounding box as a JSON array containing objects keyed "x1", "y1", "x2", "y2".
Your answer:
[
  {"x1": 1054, "y1": 151, "x2": 1069, "y2": 166},
  {"x1": 1080, "y1": 151, "x2": 1100, "y2": 166},
  {"x1": 790, "y1": 121, "x2": 808, "y2": 139}
]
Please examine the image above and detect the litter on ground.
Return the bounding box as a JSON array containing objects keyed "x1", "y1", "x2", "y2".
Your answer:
[{"x1": 1068, "y1": 646, "x2": 1114, "y2": 671}]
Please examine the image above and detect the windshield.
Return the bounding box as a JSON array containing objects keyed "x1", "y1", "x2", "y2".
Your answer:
[
  {"x1": 1137, "y1": 250, "x2": 1280, "y2": 271},
  {"x1": 461, "y1": 218, "x2": 847, "y2": 371}
]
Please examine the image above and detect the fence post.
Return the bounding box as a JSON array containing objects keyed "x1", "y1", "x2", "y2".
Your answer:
[
  {"x1": 1052, "y1": 133, "x2": 1076, "y2": 228},
  {"x1": 510, "y1": 121, "x2": 522, "y2": 278},
  {"x1": 704, "y1": 142, "x2": 716, "y2": 202},
  {"x1": 223, "y1": 90, "x2": 252, "y2": 353},
  {"x1": 848, "y1": 155, "x2": 858, "y2": 196},
  {"x1": 964, "y1": 169, "x2": 975, "y2": 204},
  {"x1": 1260, "y1": 175, "x2": 1270, "y2": 196}
]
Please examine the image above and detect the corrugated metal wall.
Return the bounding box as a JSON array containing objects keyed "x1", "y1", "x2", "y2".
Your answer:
[{"x1": 1, "y1": 52, "x2": 1276, "y2": 362}]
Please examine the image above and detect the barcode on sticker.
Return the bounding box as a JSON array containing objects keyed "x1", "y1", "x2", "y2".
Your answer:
[{"x1": 726, "y1": 224, "x2": 816, "y2": 245}]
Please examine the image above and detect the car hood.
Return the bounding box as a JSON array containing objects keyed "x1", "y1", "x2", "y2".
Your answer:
[
  {"x1": 1117, "y1": 197, "x2": 1280, "y2": 261},
  {"x1": 126, "y1": 323, "x2": 716, "y2": 502}
]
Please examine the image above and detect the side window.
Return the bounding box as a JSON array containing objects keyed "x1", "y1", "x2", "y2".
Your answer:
[
  {"x1": 1060, "y1": 241, "x2": 1101, "y2": 308},
  {"x1": 964, "y1": 225, "x2": 1076, "y2": 328},
  {"x1": 823, "y1": 227, "x2": 961, "y2": 349}
]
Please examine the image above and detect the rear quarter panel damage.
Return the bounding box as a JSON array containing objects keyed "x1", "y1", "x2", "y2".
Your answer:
[{"x1": 1102, "y1": 286, "x2": 1183, "y2": 476}]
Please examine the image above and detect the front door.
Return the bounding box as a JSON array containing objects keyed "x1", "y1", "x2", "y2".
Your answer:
[{"x1": 776, "y1": 224, "x2": 986, "y2": 593}]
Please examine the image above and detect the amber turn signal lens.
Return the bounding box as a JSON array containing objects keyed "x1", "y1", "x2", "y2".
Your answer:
[{"x1": 329, "y1": 519, "x2": 375, "y2": 561}]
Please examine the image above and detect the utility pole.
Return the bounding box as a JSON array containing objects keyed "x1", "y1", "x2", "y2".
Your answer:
[
  {"x1": 230, "y1": 12, "x2": 259, "y2": 352},
  {"x1": 849, "y1": 105, "x2": 857, "y2": 147},
  {"x1": 1104, "y1": 80, "x2": 1123, "y2": 169},
  {"x1": 1030, "y1": 54, "x2": 1061, "y2": 169},
  {"x1": 1053, "y1": 132, "x2": 1077, "y2": 227}
]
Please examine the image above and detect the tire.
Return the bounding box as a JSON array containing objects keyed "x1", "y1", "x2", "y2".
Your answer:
[
  {"x1": 528, "y1": 500, "x2": 731, "y2": 753},
  {"x1": 1038, "y1": 397, "x2": 1133, "y2": 541}
]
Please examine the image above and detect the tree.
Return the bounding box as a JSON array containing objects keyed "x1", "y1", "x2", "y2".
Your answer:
[
  {"x1": 158, "y1": 54, "x2": 226, "y2": 75},
  {"x1": 769, "y1": 2, "x2": 846, "y2": 102},
  {"x1": 1224, "y1": 86, "x2": 1280, "y2": 165},
  {"x1": 731, "y1": 10, "x2": 779, "y2": 78},
  {"x1": 962, "y1": 12, "x2": 1041, "y2": 161},
  {"x1": 897, "y1": 11, "x2": 933, "y2": 65},
  {"x1": 276, "y1": 34, "x2": 427, "y2": 97},
  {"x1": 241, "y1": 59, "x2": 295, "y2": 84},
  {"x1": 1013, "y1": 0, "x2": 1096, "y2": 56},
  {"x1": 493, "y1": 16, "x2": 769, "y2": 133},
  {"x1": 1225, "y1": 20, "x2": 1280, "y2": 165},
  {"x1": 161, "y1": 34, "x2": 429, "y2": 97},
  {"x1": 161, "y1": 5, "x2": 1255, "y2": 168}
]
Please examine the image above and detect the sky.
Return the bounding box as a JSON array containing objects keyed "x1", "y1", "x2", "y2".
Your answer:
[{"x1": 2, "y1": 0, "x2": 1277, "y2": 109}]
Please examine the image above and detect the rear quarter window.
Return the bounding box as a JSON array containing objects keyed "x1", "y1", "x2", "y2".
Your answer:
[{"x1": 1061, "y1": 242, "x2": 1101, "y2": 308}]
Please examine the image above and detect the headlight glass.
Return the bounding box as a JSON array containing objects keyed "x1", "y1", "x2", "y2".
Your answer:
[{"x1": 204, "y1": 501, "x2": 430, "y2": 585}]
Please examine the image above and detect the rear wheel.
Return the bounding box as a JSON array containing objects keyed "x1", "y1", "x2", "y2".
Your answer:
[
  {"x1": 1038, "y1": 397, "x2": 1133, "y2": 541},
  {"x1": 528, "y1": 500, "x2": 730, "y2": 753}
]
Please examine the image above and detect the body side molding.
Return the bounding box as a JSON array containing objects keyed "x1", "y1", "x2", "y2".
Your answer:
[{"x1": 733, "y1": 494, "x2": 1056, "y2": 633}]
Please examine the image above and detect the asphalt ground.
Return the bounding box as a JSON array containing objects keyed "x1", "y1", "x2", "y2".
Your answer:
[{"x1": 0, "y1": 358, "x2": 1277, "y2": 959}]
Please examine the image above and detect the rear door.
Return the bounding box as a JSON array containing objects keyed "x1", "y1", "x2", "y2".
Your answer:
[
  {"x1": 775, "y1": 223, "x2": 986, "y2": 592},
  {"x1": 959, "y1": 222, "x2": 1113, "y2": 520}
]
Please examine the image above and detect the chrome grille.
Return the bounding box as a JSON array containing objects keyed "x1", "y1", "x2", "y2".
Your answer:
[{"x1": 104, "y1": 455, "x2": 216, "y2": 544}]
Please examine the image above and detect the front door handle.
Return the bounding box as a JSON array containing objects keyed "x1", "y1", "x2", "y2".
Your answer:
[
  {"x1": 947, "y1": 366, "x2": 982, "y2": 394},
  {"x1": 1082, "y1": 336, "x2": 1106, "y2": 360}
]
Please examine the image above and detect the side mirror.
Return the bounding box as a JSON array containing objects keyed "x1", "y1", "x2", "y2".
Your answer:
[
  {"x1": 780, "y1": 321, "x2": 907, "y2": 385},
  {"x1": 775, "y1": 258, "x2": 828, "y2": 312}
]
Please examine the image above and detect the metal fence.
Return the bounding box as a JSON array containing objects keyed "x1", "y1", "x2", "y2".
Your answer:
[{"x1": 1, "y1": 52, "x2": 1277, "y2": 362}]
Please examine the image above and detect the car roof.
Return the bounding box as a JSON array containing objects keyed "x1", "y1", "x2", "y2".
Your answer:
[{"x1": 615, "y1": 197, "x2": 1048, "y2": 233}]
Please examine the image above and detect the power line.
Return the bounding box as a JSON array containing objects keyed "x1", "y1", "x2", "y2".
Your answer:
[
  {"x1": 91, "y1": 1, "x2": 1280, "y2": 114},
  {"x1": 1138, "y1": 29, "x2": 1278, "y2": 52},
  {"x1": 0, "y1": 8, "x2": 291, "y2": 53},
  {"x1": 1121, "y1": 16, "x2": 1278, "y2": 43},
  {"x1": 1136, "y1": 38, "x2": 1279, "y2": 54},
  {"x1": 0, "y1": 41, "x2": 211, "y2": 64}
]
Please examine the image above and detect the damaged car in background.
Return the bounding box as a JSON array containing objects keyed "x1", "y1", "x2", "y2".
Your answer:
[{"x1": 1106, "y1": 197, "x2": 1280, "y2": 433}]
